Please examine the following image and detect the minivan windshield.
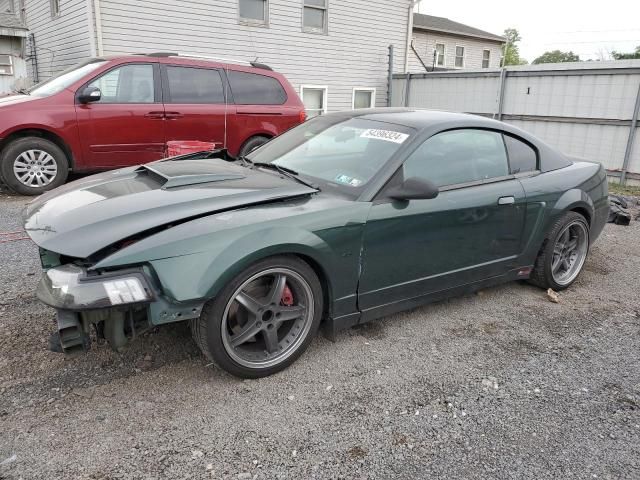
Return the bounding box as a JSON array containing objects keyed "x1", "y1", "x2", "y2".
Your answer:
[
  {"x1": 29, "y1": 59, "x2": 108, "y2": 97},
  {"x1": 246, "y1": 116, "x2": 414, "y2": 189}
]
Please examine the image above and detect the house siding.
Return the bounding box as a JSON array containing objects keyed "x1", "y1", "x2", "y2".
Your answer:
[
  {"x1": 24, "y1": 0, "x2": 92, "y2": 80},
  {"x1": 409, "y1": 30, "x2": 502, "y2": 72},
  {"x1": 96, "y1": 0, "x2": 410, "y2": 111}
]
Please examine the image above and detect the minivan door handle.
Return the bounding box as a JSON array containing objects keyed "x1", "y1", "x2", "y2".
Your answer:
[
  {"x1": 498, "y1": 196, "x2": 515, "y2": 205},
  {"x1": 145, "y1": 111, "x2": 165, "y2": 119},
  {"x1": 164, "y1": 111, "x2": 184, "y2": 119}
]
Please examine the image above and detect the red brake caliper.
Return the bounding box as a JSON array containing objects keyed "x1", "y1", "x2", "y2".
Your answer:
[{"x1": 281, "y1": 284, "x2": 294, "y2": 306}]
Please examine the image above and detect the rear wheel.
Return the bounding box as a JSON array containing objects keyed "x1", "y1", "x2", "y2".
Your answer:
[
  {"x1": 238, "y1": 135, "x2": 270, "y2": 157},
  {"x1": 528, "y1": 211, "x2": 590, "y2": 290},
  {"x1": 0, "y1": 137, "x2": 69, "y2": 195},
  {"x1": 191, "y1": 256, "x2": 323, "y2": 378}
]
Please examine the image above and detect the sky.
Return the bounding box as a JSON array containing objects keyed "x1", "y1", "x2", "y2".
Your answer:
[{"x1": 416, "y1": 0, "x2": 640, "y2": 62}]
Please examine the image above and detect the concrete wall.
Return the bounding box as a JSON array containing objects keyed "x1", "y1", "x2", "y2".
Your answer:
[
  {"x1": 392, "y1": 60, "x2": 640, "y2": 181},
  {"x1": 409, "y1": 29, "x2": 502, "y2": 72}
]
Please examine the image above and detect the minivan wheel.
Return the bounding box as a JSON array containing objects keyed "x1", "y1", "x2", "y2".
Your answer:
[
  {"x1": 238, "y1": 135, "x2": 270, "y2": 157},
  {"x1": 190, "y1": 256, "x2": 323, "y2": 378},
  {"x1": 0, "y1": 137, "x2": 69, "y2": 196}
]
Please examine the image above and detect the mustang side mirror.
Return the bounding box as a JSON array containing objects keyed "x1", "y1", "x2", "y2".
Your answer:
[
  {"x1": 386, "y1": 177, "x2": 439, "y2": 201},
  {"x1": 78, "y1": 86, "x2": 102, "y2": 104}
]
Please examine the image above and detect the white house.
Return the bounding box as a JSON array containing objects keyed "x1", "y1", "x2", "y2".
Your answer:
[
  {"x1": 409, "y1": 13, "x2": 505, "y2": 72},
  {"x1": 21, "y1": 0, "x2": 416, "y2": 113}
]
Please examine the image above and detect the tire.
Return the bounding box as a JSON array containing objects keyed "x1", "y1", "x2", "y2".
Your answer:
[
  {"x1": 528, "y1": 211, "x2": 590, "y2": 291},
  {"x1": 0, "y1": 137, "x2": 69, "y2": 196},
  {"x1": 238, "y1": 136, "x2": 270, "y2": 158},
  {"x1": 191, "y1": 255, "x2": 323, "y2": 378}
]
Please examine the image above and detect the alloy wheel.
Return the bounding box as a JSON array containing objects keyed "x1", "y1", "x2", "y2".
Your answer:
[
  {"x1": 221, "y1": 268, "x2": 314, "y2": 369},
  {"x1": 13, "y1": 149, "x2": 58, "y2": 188},
  {"x1": 551, "y1": 220, "x2": 588, "y2": 286}
]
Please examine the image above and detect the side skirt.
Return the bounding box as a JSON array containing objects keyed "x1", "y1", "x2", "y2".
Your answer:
[{"x1": 322, "y1": 267, "x2": 531, "y2": 340}]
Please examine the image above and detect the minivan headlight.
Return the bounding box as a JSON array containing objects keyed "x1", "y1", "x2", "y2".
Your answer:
[{"x1": 37, "y1": 264, "x2": 153, "y2": 310}]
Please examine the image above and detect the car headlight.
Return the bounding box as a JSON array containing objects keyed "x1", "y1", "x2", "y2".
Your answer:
[{"x1": 36, "y1": 264, "x2": 153, "y2": 310}]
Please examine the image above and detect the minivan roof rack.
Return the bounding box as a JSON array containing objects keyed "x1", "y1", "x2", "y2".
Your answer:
[{"x1": 136, "y1": 52, "x2": 273, "y2": 70}]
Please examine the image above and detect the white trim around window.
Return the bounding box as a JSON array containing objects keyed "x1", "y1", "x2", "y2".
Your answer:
[
  {"x1": 300, "y1": 85, "x2": 328, "y2": 118},
  {"x1": 454, "y1": 45, "x2": 465, "y2": 68},
  {"x1": 238, "y1": 0, "x2": 269, "y2": 26},
  {"x1": 302, "y1": 0, "x2": 328, "y2": 34},
  {"x1": 434, "y1": 43, "x2": 445, "y2": 67},
  {"x1": 482, "y1": 49, "x2": 491, "y2": 68},
  {"x1": 50, "y1": 0, "x2": 60, "y2": 17},
  {"x1": 352, "y1": 87, "x2": 376, "y2": 109}
]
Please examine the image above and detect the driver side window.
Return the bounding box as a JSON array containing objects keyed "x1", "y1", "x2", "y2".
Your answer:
[
  {"x1": 403, "y1": 129, "x2": 509, "y2": 187},
  {"x1": 87, "y1": 64, "x2": 155, "y2": 104}
]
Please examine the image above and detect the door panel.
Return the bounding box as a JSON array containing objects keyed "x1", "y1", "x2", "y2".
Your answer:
[
  {"x1": 75, "y1": 63, "x2": 166, "y2": 168},
  {"x1": 359, "y1": 180, "x2": 527, "y2": 311},
  {"x1": 161, "y1": 65, "x2": 229, "y2": 149}
]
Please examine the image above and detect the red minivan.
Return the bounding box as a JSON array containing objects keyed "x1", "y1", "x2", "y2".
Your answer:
[{"x1": 0, "y1": 53, "x2": 306, "y2": 195}]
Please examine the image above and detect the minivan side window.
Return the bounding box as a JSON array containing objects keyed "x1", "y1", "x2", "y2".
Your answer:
[
  {"x1": 504, "y1": 135, "x2": 538, "y2": 174},
  {"x1": 87, "y1": 64, "x2": 155, "y2": 103},
  {"x1": 403, "y1": 129, "x2": 509, "y2": 187},
  {"x1": 165, "y1": 66, "x2": 226, "y2": 104},
  {"x1": 227, "y1": 70, "x2": 287, "y2": 105}
]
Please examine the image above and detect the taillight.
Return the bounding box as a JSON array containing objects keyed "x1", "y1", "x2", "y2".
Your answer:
[{"x1": 299, "y1": 110, "x2": 307, "y2": 123}]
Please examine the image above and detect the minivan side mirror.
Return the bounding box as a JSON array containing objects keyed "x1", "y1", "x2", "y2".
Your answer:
[
  {"x1": 386, "y1": 177, "x2": 439, "y2": 201},
  {"x1": 78, "y1": 86, "x2": 102, "y2": 104}
]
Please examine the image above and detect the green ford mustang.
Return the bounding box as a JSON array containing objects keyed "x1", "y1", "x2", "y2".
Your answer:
[{"x1": 24, "y1": 109, "x2": 609, "y2": 378}]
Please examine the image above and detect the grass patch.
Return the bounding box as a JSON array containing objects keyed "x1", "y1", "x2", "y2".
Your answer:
[{"x1": 608, "y1": 182, "x2": 640, "y2": 197}]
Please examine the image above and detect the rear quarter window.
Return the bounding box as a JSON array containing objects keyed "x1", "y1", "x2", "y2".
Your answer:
[
  {"x1": 228, "y1": 70, "x2": 287, "y2": 105},
  {"x1": 504, "y1": 135, "x2": 538, "y2": 174}
]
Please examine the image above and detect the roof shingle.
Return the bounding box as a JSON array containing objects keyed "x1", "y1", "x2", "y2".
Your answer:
[{"x1": 413, "y1": 13, "x2": 505, "y2": 43}]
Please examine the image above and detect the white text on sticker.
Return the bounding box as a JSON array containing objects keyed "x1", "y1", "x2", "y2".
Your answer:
[{"x1": 360, "y1": 129, "x2": 409, "y2": 144}]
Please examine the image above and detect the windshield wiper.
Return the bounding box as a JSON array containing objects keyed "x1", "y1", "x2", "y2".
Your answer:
[
  {"x1": 13, "y1": 87, "x2": 30, "y2": 95},
  {"x1": 252, "y1": 162, "x2": 319, "y2": 190}
]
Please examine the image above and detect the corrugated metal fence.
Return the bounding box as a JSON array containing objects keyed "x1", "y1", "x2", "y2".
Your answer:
[{"x1": 391, "y1": 60, "x2": 640, "y2": 184}]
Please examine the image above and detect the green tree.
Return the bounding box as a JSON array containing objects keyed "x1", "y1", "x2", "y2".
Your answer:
[
  {"x1": 532, "y1": 50, "x2": 580, "y2": 64},
  {"x1": 611, "y1": 46, "x2": 640, "y2": 60},
  {"x1": 502, "y1": 28, "x2": 528, "y2": 66}
]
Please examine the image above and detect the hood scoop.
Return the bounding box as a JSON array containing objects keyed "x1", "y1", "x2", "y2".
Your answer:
[{"x1": 137, "y1": 163, "x2": 245, "y2": 189}]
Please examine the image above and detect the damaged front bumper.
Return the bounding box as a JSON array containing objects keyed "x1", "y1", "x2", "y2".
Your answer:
[{"x1": 37, "y1": 264, "x2": 205, "y2": 354}]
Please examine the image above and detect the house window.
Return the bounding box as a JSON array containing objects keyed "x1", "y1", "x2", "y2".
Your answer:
[
  {"x1": 303, "y1": 0, "x2": 328, "y2": 33},
  {"x1": 455, "y1": 46, "x2": 465, "y2": 68},
  {"x1": 0, "y1": 54, "x2": 13, "y2": 76},
  {"x1": 239, "y1": 0, "x2": 268, "y2": 25},
  {"x1": 1, "y1": 0, "x2": 14, "y2": 13},
  {"x1": 301, "y1": 85, "x2": 327, "y2": 118},
  {"x1": 482, "y1": 49, "x2": 491, "y2": 68},
  {"x1": 434, "y1": 43, "x2": 445, "y2": 67},
  {"x1": 50, "y1": 0, "x2": 60, "y2": 17},
  {"x1": 352, "y1": 88, "x2": 375, "y2": 109}
]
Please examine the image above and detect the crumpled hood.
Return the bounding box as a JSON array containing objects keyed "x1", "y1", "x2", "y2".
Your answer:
[{"x1": 24, "y1": 158, "x2": 317, "y2": 258}]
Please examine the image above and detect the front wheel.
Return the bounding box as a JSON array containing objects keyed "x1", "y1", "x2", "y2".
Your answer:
[
  {"x1": 0, "y1": 137, "x2": 69, "y2": 195},
  {"x1": 191, "y1": 256, "x2": 323, "y2": 378},
  {"x1": 528, "y1": 211, "x2": 590, "y2": 291}
]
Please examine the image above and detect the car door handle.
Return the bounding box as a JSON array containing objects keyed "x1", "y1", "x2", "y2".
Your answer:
[
  {"x1": 498, "y1": 196, "x2": 515, "y2": 205},
  {"x1": 164, "y1": 112, "x2": 184, "y2": 119},
  {"x1": 145, "y1": 111, "x2": 165, "y2": 119}
]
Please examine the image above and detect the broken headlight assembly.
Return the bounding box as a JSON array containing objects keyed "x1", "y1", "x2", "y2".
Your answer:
[{"x1": 36, "y1": 264, "x2": 153, "y2": 310}]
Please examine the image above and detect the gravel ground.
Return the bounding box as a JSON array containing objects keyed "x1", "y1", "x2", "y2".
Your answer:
[{"x1": 1, "y1": 191, "x2": 639, "y2": 480}]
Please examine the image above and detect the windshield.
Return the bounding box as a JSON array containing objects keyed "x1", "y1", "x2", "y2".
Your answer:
[
  {"x1": 247, "y1": 116, "x2": 414, "y2": 189},
  {"x1": 29, "y1": 59, "x2": 108, "y2": 97}
]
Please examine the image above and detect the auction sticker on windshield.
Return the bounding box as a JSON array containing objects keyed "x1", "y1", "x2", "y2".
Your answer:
[{"x1": 360, "y1": 129, "x2": 409, "y2": 144}]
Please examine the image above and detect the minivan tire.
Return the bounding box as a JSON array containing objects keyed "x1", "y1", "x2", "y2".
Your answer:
[
  {"x1": 0, "y1": 137, "x2": 69, "y2": 196},
  {"x1": 239, "y1": 136, "x2": 270, "y2": 158}
]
